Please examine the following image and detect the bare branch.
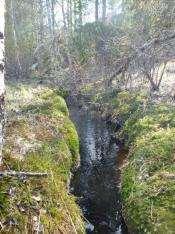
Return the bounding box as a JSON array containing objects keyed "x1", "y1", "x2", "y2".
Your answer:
[
  {"x1": 109, "y1": 31, "x2": 175, "y2": 84},
  {"x1": 0, "y1": 170, "x2": 49, "y2": 178}
]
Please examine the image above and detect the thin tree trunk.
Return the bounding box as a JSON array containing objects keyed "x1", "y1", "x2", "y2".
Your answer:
[
  {"x1": 38, "y1": 0, "x2": 44, "y2": 44},
  {"x1": 46, "y1": 0, "x2": 53, "y2": 35},
  {"x1": 95, "y1": 0, "x2": 99, "y2": 21},
  {"x1": 145, "y1": 73, "x2": 159, "y2": 91},
  {"x1": 46, "y1": 0, "x2": 56, "y2": 58},
  {"x1": 50, "y1": 0, "x2": 55, "y2": 34},
  {"x1": 50, "y1": 0, "x2": 59, "y2": 57},
  {"x1": 11, "y1": 0, "x2": 22, "y2": 78},
  {"x1": 61, "y1": 0, "x2": 67, "y2": 31},
  {"x1": 78, "y1": 0, "x2": 83, "y2": 28},
  {"x1": 0, "y1": 0, "x2": 5, "y2": 166},
  {"x1": 156, "y1": 62, "x2": 167, "y2": 88},
  {"x1": 67, "y1": 0, "x2": 73, "y2": 35},
  {"x1": 102, "y1": 0, "x2": 106, "y2": 22}
]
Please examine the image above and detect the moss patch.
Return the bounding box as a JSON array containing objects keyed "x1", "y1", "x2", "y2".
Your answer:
[
  {"x1": 95, "y1": 89, "x2": 175, "y2": 233},
  {"x1": 2, "y1": 84, "x2": 85, "y2": 233}
]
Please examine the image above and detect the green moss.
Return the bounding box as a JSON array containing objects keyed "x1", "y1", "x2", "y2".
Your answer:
[
  {"x1": 115, "y1": 93, "x2": 175, "y2": 233},
  {"x1": 62, "y1": 119, "x2": 79, "y2": 162},
  {"x1": 2, "y1": 84, "x2": 85, "y2": 233},
  {"x1": 22, "y1": 89, "x2": 69, "y2": 117},
  {"x1": 97, "y1": 89, "x2": 175, "y2": 233},
  {"x1": 123, "y1": 104, "x2": 175, "y2": 145}
]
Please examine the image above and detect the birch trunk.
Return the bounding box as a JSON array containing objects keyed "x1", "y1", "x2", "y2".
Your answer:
[
  {"x1": 11, "y1": 0, "x2": 22, "y2": 78},
  {"x1": 102, "y1": 0, "x2": 106, "y2": 22},
  {"x1": 95, "y1": 0, "x2": 99, "y2": 21},
  {"x1": 0, "y1": 0, "x2": 5, "y2": 165}
]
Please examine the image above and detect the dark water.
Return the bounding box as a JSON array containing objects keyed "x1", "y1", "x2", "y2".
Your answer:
[{"x1": 69, "y1": 105, "x2": 128, "y2": 234}]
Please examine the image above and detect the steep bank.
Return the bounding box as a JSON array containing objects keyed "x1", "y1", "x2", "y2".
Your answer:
[
  {"x1": 1, "y1": 83, "x2": 85, "y2": 233},
  {"x1": 91, "y1": 90, "x2": 175, "y2": 233}
]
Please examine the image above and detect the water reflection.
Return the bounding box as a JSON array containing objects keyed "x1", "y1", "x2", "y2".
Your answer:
[{"x1": 70, "y1": 107, "x2": 127, "y2": 234}]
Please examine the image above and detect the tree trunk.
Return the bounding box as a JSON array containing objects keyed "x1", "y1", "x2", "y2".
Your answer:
[
  {"x1": 50, "y1": 0, "x2": 55, "y2": 34},
  {"x1": 78, "y1": 0, "x2": 83, "y2": 28},
  {"x1": 0, "y1": 0, "x2": 5, "y2": 165},
  {"x1": 38, "y1": 0, "x2": 44, "y2": 44},
  {"x1": 95, "y1": 0, "x2": 99, "y2": 21},
  {"x1": 67, "y1": 0, "x2": 73, "y2": 35},
  {"x1": 61, "y1": 0, "x2": 67, "y2": 31},
  {"x1": 46, "y1": 0, "x2": 53, "y2": 35},
  {"x1": 156, "y1": 62, "x2": 167, "y2": 88},
  {"x1": 11, "y1": 0, "x2": 22, "y2": 78},
  {"x1": 102, "y1": 0, "x2": 106, "y2": 22},
  {"x1": 145, "y1": 73, "x2": 159, "y2": 91}
]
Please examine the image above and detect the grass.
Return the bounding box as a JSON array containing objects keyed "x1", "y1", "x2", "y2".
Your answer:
[{"x1": 1, "y1": 83, "x2": 85, "y2": 233}]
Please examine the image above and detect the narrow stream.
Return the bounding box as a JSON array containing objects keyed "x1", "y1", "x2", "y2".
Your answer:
[{"x1": 69, "y1": 103, "x2": 128, "y2": 234}]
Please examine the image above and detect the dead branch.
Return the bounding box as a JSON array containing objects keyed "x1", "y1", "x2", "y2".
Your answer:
[
  {"x1": 156, "y1": 62, "x2": 167, "y2": 88},
  {"x1": 109, "y1": 31, "x2": 175, "y2": 84},
  {"x1": 0, "y1": 170, "x2": 49, "y2": 178},
  {"x1": 159, "y1": 172, "x2": 175, "y2": 180}
]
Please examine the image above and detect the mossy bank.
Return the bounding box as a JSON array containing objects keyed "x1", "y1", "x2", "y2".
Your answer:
[
  {"x1": 93, "y1": 90, "x2": 175, "y2": 234},
  {"x1": 1, "y1": 83, "x2": 85, "y2": 233}
]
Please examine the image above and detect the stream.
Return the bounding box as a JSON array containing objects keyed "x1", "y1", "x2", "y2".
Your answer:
[{"x1": 69, "y1": 102, "x2": 128, "y2": 234}]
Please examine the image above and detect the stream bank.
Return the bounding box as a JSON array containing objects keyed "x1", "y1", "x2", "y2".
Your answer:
[
  {"x1": 68, "y1": 99, "x2": 128, "y2": 234},
  {"x1": 86, "y1": 90, "x2": 175, "y2": 233},
  {"x1": 2, "y1": 86, "x2": 85, "y2": 233}
]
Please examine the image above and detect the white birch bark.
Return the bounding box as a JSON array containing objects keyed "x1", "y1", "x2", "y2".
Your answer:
[{"x1": 0, "y1": 0, "x2": 5, "y2": 165}]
